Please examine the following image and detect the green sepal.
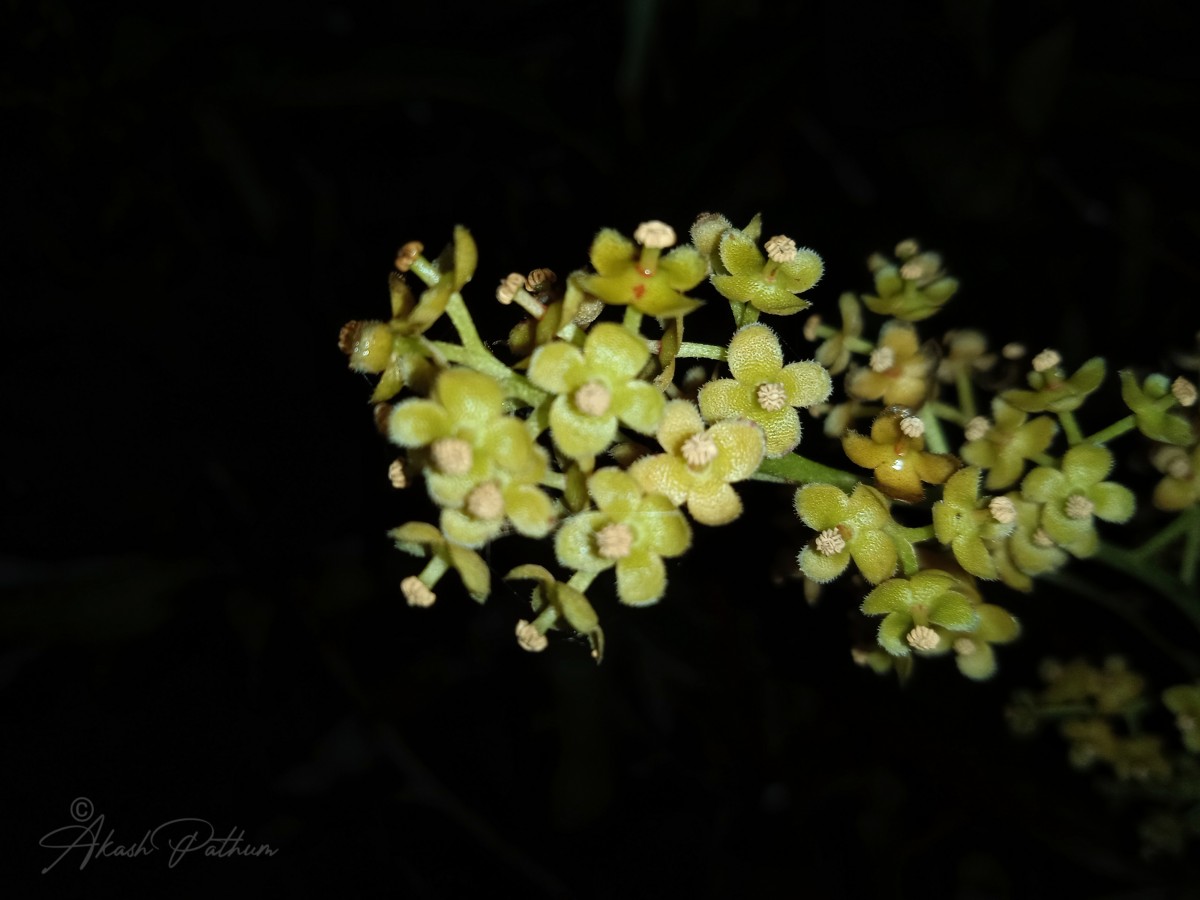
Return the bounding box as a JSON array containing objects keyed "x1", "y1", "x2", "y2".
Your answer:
[{"x1": 447, "y1": 543, "x2": 490, "y2": 602}]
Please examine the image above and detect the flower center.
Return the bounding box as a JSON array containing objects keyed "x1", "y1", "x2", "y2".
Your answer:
[
  {"x1": 756, "y1": 382, "x2": 788, "y2": 412},
  {"x1": 466, "y1": 481, "x2": 505, "y2": 520},
  {"x1": 964, "y1": 416, "x2": 991, "y2": 442},
  {"x1": 431, "y1": 437, "x2": 473, "y2": 476},
  {"x1": 1064, "y1": 493, "x2": 1095, "y2": 520},
  {"x1": 899, "y1": 415, "x2": 925, "y2": 438},
  {"x1": 595, "y1": 522, "x2": 635, "y2": 560},
  {"x1": 906, "y1": 625, "x2": 940, "y2": 652},
  {"x1": 401, "y1": 575, "x2": 436, "y2": 608},
  {"x1": 869, "y1": 346, "x2": 896, "y2": 373},
  {"x1": 814, "y1": 528, "x2": 846, "y2": 556},
  {"x1": 988, "y1": 496, "x2": 1017, "y2": 524},
  {"x1": 681, "y1": 432, "x2": 719, "y2": 470},
  {"x1": 764, "y1": 234, "x2": 797, "y2": 263},
  {"x1": 573, "y1": 381, "x2": 612, "y2": 417}
]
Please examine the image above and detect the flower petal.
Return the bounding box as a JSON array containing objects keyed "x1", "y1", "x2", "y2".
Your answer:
[
  {"x1": 850, "y1": 530, "x2": 899, "y2": 585},
  {"x1": 549, "y1": 394, "x2": 618, "y2": 459},
  {"x1": 440, "y1": 508, "x2": 503, "y2": 549},
  {"x1": 504, "y1": 483, "x2": 557, "y2": 538},
  {"x1": 388, "y1": 399, "x2": 450, "y2": 447},
  {"x1": 794, "y1": 483, "x2": 850, "y2": 531},
  {"x1": 798, "y1": 544, "x2": 851, "y2": 583},
  {"x1": 656, "y1": 400, "x2": 705, "y2": 455},
  {"x1": 584, "y1": 322, "x2": 651, "y2": 381},
  {"x1": 588, "y1": 468, "x2": 643, "y2": 520},
  {"x1": 589, "y1": 228, "x2": 636, "y2": 276},
  {"x1": 687, "y1": 482, "x2": 743, "y2": 526},
  {"x1": 638, "y1": 495, "x2": 692, "y2": 557},
  {"x1": 727, "y1": 324, "x2": 783, "y2": 384},
  {"x1": 616, "y1": 548, "x2": 666, "y2": 606},
  {"x1": 709, "y1": 420, "x2": 766, "y2": 482},
  {"x1": 717, "y1": 228, "x2": 764, "y2": 275},
  {"x1": 613, "y1": 380, "x2": 666, "y2": 435},
  {"x1": 554, "y1": 512, "x2": 611, "y2": 572},
  {"x1": 630, "y1": 454, "x2": 690, "y2": 506},
  {"x1": 698, "y1": 379, "x2": 753, "y2": 423},
  {"x1": 779, "y1": 361, "x2": 832, "y2": 407},
  {"x1": 528, "y1": 340, "x2": 586, "y2": 394}
]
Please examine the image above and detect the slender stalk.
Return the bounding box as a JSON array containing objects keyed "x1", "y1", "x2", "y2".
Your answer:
[
  {"x1": 567, "y1": 570, "x2": 596, "y2": 593},
  {"x1": 929, "y1": 401, "x2": 966, "y2": 427},
  {"x1": 754, "y1": 454, "x2": 861, "y2": 491},
  {"x1": 955, "y1": 369, "x2": 977, "y2": 421},
  {"x1": 623, "y1": 306, "x2": 643, "y2": 334},
  {"x1": 1134, "y1": 506, "x2": 1200, "y2": 560},
  {"x1": 1084, "y1": 414, "x2": 1136, "y2": 446},
  {"x1": 889, "y1": 524, "x2": 935, "y2": 543},
  {"x1": 1183, "y1": 518, "x2": 1200, "y2": 587},
  {"x1": 418, "y1": 554, "x2": 450, "y2": 587},
  {"x1": 446, "y1": 292, "x2": 485, "y2": 352},
  {"x1": 675, "y1": 341, "x2": 727, "y2": 361},
  {"x1": 918, "y1": 403, "x2": 951, "y2": 454},
  {"x1": 1058, "y1": 409, "x2": 1084, "y2": 445}
]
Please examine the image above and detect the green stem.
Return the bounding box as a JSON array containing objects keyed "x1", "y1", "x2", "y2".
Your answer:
[
  {"x1": 410, "y1": 257, "x2": 440, "y2": 287},
  {"x1": 1031, "y1": 452, "x2": 1058, "y2": 468},
  {"x1": 894, "y1": 535, "x2": 920, "y2": 576},
  {"x1": 623, "y1": 306, "x2": 643, "y2": 334},
  {"x1": 567, "y1": 571, "x2": 596, "y2": 593},
  {"x1": 1134, "y1": 505, "x2": 1200, "y2": 560},
  {"x1": 1084, "y1": 414, "x2": 1136, "y2": 445},
  {"x1": 812, "y1": 324, "x2": 876, "y2": 355},
  {"x1": 675, "y1": 341, "x2": 727, "y2": 361},
  {"x1": 1058, "y1": 409, "x2": 1084, "y2": 446},
  {"x1": 430, "y1": 341, "x2": 548, "y2": 408},
  {"x1": 540, "y1": 471, "x2": 566, "y2": 492},
  {"x1": 446, "y1": 292, "x2": 485, "y2": 351},
  {"x1": 1183, "y1": 516, "x2": 1200, "y2": 587},
  {"x1": 889, "y1": 524, "x2": 935, "y2": 543},
  {"x1": 419, "y1": 554, "x2": 450, "y2": 587},
  {"x1": 754, "y1": 454, "x2": 861, "y2": 491},
  {"x1": 955, "y1": 369, "x2": 977, "y2": 421},
  {"x1": 928, "y1": 401, "x2": 966, "y2": 427},
  {"x1": 918, "y1": 403, "x2": 950, "y2": 454}
]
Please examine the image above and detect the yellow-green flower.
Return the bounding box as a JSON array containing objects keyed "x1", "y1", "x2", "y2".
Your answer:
[
  {"x1": 387, "y1": 368, "x2": 556, "y2": 546},
  {"x1": 811, "y1": 292, "x2": 864, "y2": 375},
  {"x1": 1120, "y1": 370, "x2": 1195, "y2": 446},
  {"x1": 698, "y1": 323, "x2": 832, "y2": 457},
  {"x1": 794, "y1": 483, "x2": 897, "y2": 584},
  {"x1": 861, "y1": 570, "x2": 981, "y2": 658},
  {"x1": 1021, "y1": 444, "x2": 1135, "y2": 558},
  {"x1": 862, "y1": 242, "x2": 959, "y2": 322},
  {"x1": 845, "y1": 320, "x2": 935, "y2": 409},
  {"x1": 574, "y1": 223, "x2": 706, "y2": 317},
  {"x1": 389, "y1": 521, "x2": 491, "y2": 602},
  {"x1": 932, "y1": 467, "x2": 1017, "y2": 580},
  {"x1": 1152, "y1": 443, "x2": 1200, "y2": 511},
  {"x1": 991, "y1": 494, "x2": 1068, "y2": 591},
  {"x1": 1003, "y1": 355, "x2": 1105, "y2": 414},
  {"x1": 506, "y1": 564, "x2": 604, "y2": 661},
  {"x1": 555, "y1": 468, "x2": 692, "y2": 606},
  {"x1": 960, "y1": 398, "x2": 1058, "y2": 491},
  {"x1": 709, "y1": 221, "x2": 824, "y2": 316},
  {"x1": 949, "y1": 603, "x2": 1021, "y2": 680},
  {"x1": 527, "y1": 322, "x2": 666, "y2": 462},
  {"x1": 630, "y1": 400, "x2": 765, "y2": 525},
  {"x1": 842, "y1": 410, "x2": 961, "y2": 503}
]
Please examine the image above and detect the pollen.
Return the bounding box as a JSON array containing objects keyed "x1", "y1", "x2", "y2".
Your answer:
[
  {"x1": 756, "y1": 382, "x2": 788, "y2": 411},
  {"x1": 869, "y1": 346, "x2": 896, "y2": 373},
  {"x1": 431, "y1": 437, "x2": 473, "y2": 476},
  {"x1": 764, "y1": 235, "x2": 798, "y2": 263},
  {"x1": 1064, "y1": 493, "x2": 1095, "y2": 520},
  {"x1": 394, "y1": 241, "x2": 424, "y2": 273},
  {"x1": 466, "y1": 481, "x2": 505, "y2": 520},
  {"x1": 681, "y1": 432, "x2": 719, "y2": 469},
  {"x1": 906, "y1": 625, "x2": 940, "y2": 652},
  {"x1": 964, "y1": 416, "x2": 991, "y2": 442},
  {"x1": 388, "y1": 458, "x2": 407, "y2": 489},
  {"x1": 595, "y1": 522, "x2": 635, "y2": 560},
  {"x1": 1172, "y1": 376, "x2": 1198, "y2": 408},
  {"x1": 988, "y1": 495, "x2": 1017, "y2": 524},
  {"x1": 573, "y1": 381, "x2": 612, "y2": 417},
  {"x1": 1032, "y1": 348, "x2": 1062, "y2": 373},
  {"x1": 525, "y1": 268, "x2": 557, "y2": 293},
  {"x1": 899, "y1": 415, "x2": 925, "y2": 438},
  {"x1": 515, "y1": 619, "x2": 548, "y2": 652},
  {"x1": 634, "y1": 220, "x2": 677, "y2": 249},
  {"x1": 496, "y1": 272, "x2": 526, "y2": 304},
  {"x1": 401, "y1": 575, "x2": 436, "y2": 608},
  {"x1": 814, "y1": 528, "x2": 846, "y2": 556}
]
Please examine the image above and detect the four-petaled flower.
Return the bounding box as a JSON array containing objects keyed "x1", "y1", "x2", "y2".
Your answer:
[
  {"x1": 861, "y1": 570, "x2": 981, "y2": 658},
  {"x1": 1119, "y1": 370, "x2": 1195, "y2": 446},
  {"x1": 811, "y1": 292, "x2": 864, "y2": 375},
  {"x1": 932, "y1": 467, "x2": 1017, "y2": 579},
  {"x1": 1021, "y1": 444, "x2": 1135, "y2": 558},
  {"x1": 527, "y1": 322, "x2": 666, "y2": 462},
  {"x1": 708, "y1": 220, "x2": 824, "y2": 316},
  {"x1": 843, "y1": 410, "x2": 961, "y2": 503},
  {"x1": 1003, "y1": 356, "x2": 1105, "y2": 414},
  {"x1": 555, "y1": 468, "x2": 692, "y2": 606},
  {"x1": 794, "y1": 483, "x2": 898, "y2": 584},
  {"x1": 846, "y1": 320, "x2": 936, "y2": 409},
  {"x1": 698, "y1": 323, "x2": 832, "y2": 457},
  {"x1": 575, "y1": 224, "x2": 707, "y2": 317},
  {"x1": 862, "y1": 243, "x2": 959, "y2": 321},
  {"x1": 389, "y1": 521, "x2": 492, "y2": 602},
  {"x1": 949, "y1": 603, "x2": 1021, "y2": 680},
  {"x1": 387, "y1": 368, "x2": 556, "y2": 547},
  {"x1": 630, "y1": 400, "x2": 765, "y2": 525},
  {"x1": 960, "y1": 398, "x2": 1057, "y2": 490}
]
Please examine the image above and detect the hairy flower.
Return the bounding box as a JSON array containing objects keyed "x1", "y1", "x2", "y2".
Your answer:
[
  {"x1": 811, "y1": 292, "x2": 864, "y2": 375},
  {"x1": 708, "y1": 216, "x2": 823, "y2": 316},
  {"x1": 1003, "y1": 356, "x2": 1105, "y2": 414},
  {"x1": 932, "y1": 467, "x2": 1017, "y2": 579},
  {"x1": 949, "y1": 603, "x2": 1021, "y2": 680},
  {"x1": 698, "y1": 323, "x2": 832, "y2": 457},
  {"x1": 842, "y1": 410, "x2": 961, "y2": 503},
  {"x1": 630, "y1": 400, "x2": 765, "y2": 525},
  {"x1": 388, "y1": 368, "x2": 556, "y2": 546},
  {"x1": 1120, "y1": 370, "x2": 1195, "y2": 446},
  {"x1": 794, "y1": 483, "x2": 898, "y2": 584},
  {"x1": 960, "y1": 398, "x2": 1058, "y2": 491},
  {"x1": 1021, "y1": 444, "x2": 1135, "y2": 558},
  {"x1": 1152, "y1": 443, "x2": 1200, "y2": 511},
  {"x1": 527, "y1": 322, "x2": 665, "y2": 462},
  {"x1": 555, "y1": 468, "x2": 691, "y2": 606},
  {"x1": 862, "y1": 243, "x2": 959, "y2": 322},
  {"x1": 389, "y1": 521, "x2": 493, "y2": 602},
  {"x1": 861, "y1": 570, "x2": 981, "y2": 658},
  {"x1": 575, "y1": 225, "x2": 707, "y2": 317},
  {"x1": 506, "y1": 565, "x2": 605, "y2": 660},
  {"x1": 846, "y1": 320, "x2": 936, "y2": 409}
]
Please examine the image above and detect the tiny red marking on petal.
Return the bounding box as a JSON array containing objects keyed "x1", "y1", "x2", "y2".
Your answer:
[{"x1": 632, "y1": 284, "x2": 646, "y2": 299}]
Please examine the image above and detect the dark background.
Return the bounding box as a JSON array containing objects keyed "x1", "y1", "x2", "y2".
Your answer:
[{"x1": 4, "y1": 0, "x2": 1200, "y2": 896}]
